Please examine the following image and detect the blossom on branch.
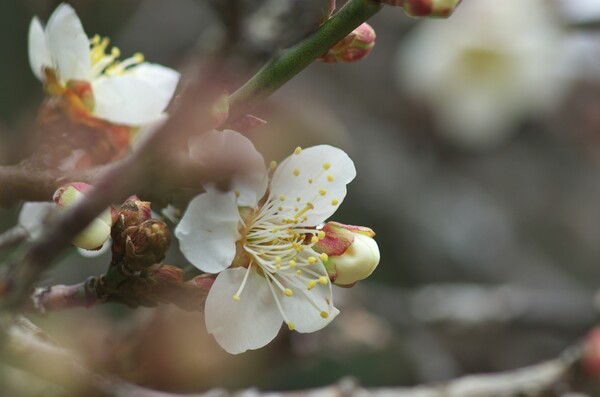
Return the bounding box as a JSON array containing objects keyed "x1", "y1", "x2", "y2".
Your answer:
[
  {"x1": 28, "y1": 3, "x2": 179, "y2": 127},
  {"x1": 176, "y1": 130, "x2": 363, "y2": 354}
]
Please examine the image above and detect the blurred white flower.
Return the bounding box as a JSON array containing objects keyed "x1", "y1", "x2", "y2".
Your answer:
[
  {"x1": 397, "y1": 0, "x2": 570, "y2": 148},
  {"x1": 29, "y1": 3, "x2": 179, "y2": 126},
  {"x1": 176, "y1": 130, "x2": 356, "y2": 354}
]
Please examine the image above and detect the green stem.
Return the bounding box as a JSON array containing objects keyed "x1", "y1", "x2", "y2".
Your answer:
[{"x1": 228, "y1": 0, "x2": 382, "y2": 121}]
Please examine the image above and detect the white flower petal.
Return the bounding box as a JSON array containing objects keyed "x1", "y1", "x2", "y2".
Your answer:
[
  {"x1": 175, "y1": 190, "x2": 240, "y2": 273},
  {"x1": 126, "y1": 63, "x2": 180, "y2": 108},
  {"x1": 269, "y1": 145, "x2": 356, "y2": 225},
  {"x1": 205, "y1": 267, "x2": 283, "y2": 354},
  {"x1": 28, "y1": 17, "x2": 52, "y2": 81},
  {"x1": 279, "y1": 263, "x2": 339, "y2": 333},
  {"x1": 91, "y1": 76, "x2": 172, "y2": 125},
  {"x1": 45, "y1": 3, "x2": 90, "y2": 81},
  {"x1": 188, "y1": 129, "x2": 268, "y2": 206},
  {"x1": 18, "y1": 202, "x2": 56, "y2": 240}
]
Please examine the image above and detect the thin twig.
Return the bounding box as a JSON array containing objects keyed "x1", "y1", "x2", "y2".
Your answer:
[{"x1": 0, "y1": 226, "x2": 29, "y2": 251}]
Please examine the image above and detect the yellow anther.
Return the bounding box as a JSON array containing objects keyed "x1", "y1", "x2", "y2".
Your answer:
[
  {"x1": 294, "y1": 147, "x2": 302, "y2": 155},
  {"x1": 306, "y1": 202, "x2": 314, "y2": 209},
  {"x1": 317, "y1": 231, "x2": 326, "y2": 239},
  {"x1": 275, "y1": 263, "x2": 281, "y2": 269},
  {"x1": 278, "y1": 206, "x2": 284, "y2": 211},
  {"x1": 327, "y1": 174, "x2": 334, "y2": 182},
  {"x1": 311, "y1": 236, "x2": 319, "y2": 244},
  {"x1": 289, "y1": 260, "x2": 296, "y2": 268},
  {"x1": 273, "y1": 227, "x2": 279, "y2": 233},
  {"x1": 133, "y1": 52, "x2": 145, "y2": 63},
  {"x1": 279, "y1": 194, "x2": 286, "y2": 201},
  {"x1": 320, "y1": 311, "x2": 329, "y2": 319},
  {"x1": 308, "y1": 256, "x2": 317, "y2": 265},
  {"x1": 308, "y1": 178, "x2": 313, "y2": 184},
  {"x1": 275, "y1": 256, "x2": 282, "y2": 263},
  {"x1": 296, "y1": 196, "x2": 301, "y2": 202},
  {"x1": 234, "y1": 189, "x2": 240, "y2": 197},
  {"x1": 296, "y1": 269, "x2": 302, "y2": 275},
  {"x1": 331, "y1": 199, "x2": 339, "y2": 206},
  {"x1": 293, "y1": 169, "x2": 300, "y2": 176},
  {"x1": 294, "y1": 207, "x2": 299, "y2": 212},
  {"x1": 233, "y1": 294, "x2": 241, "y2": 301},
  {"x1": 111, "y1": 47, "x2": 121, "y2": 57},
  {"x1": 319, "y1": 189, "x2": 327, "y2": 196},
  {"x1": 320, "y1": 253, "x2": 328, "y2": 262},
  {"x1": 323, "y1": 162, "x2": 331, "y2": 170},
  {"x1": 284, "y1": 288, "x2": 293, "y2": 297},
  {"x1": 307, "y1": 280, "x2": 317, "y2": 290},
  {"x1": 91, "y1": 34, "x2": 101, "y2": 45},
  {"x1": 270, "y1": 160, "x2": 278, "y2": 170},
  {"x1": 319, "y1": 276, "x2": 329, "y2": 285},
  {"x1": 288, "y1": 321, "x2": 296, "y2": 330}
]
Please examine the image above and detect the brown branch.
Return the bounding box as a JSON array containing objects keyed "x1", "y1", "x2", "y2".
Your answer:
[
  {"x1": 1, "y1": 316, "x2": 591, "y2": 397},
  {"x1": 0, "y1": 226, "x2": 29, "y2": 251}
]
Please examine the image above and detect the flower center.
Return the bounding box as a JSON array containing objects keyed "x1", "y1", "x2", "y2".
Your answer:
[{"x1": 89, "y1": 35, "x2": 145, "y2": 79}]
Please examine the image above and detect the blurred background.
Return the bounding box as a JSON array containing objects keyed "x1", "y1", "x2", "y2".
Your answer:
[{"x1": 2, "y1": 0, "x2": 600, "y2": 394}]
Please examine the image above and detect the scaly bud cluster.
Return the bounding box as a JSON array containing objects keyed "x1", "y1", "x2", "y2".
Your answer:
[
  {"x1": 123, "y1": 220, "x2": 171, "y2": 272},
  {"x1": 383, "y1": 0, "x2": 462, "y2": 18},
  {"x1": 111, "y1": 197, "x2": 152, "y2": 262},
  {"x1": 53, "y1": 182, "x2": 112, "y2": 250},
  {"x1": 321, "y1": 23, "x2": 376, "y2": 64},
  {"x1": 313, "y1": 222, "x2": 380, "y2": 287},
  {"x1": 110, "y1": 197, "x2": 170, "y2": 271}
]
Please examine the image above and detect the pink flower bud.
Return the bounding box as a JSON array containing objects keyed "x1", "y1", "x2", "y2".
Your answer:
[
  {"x1": 53, "y1": 183, "x2": 112, "y2": 250},
  {"x1": 313, "y1": 222, "x2": 380, "y2": 287},
  {"x1": 321, "y1": 23, "x2": 376, "y2": 64},
  {"x1": 384, "y1": 0, "x2": 462, "y2": 18}
]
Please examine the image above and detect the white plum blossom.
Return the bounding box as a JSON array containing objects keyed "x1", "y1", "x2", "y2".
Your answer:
[
  {"x1": 175, "y1": 130, "x2": 356, "y2": 354},
  {"x1": 396, "y1": 0, "x2": 571, "y2": 149},
  {"x1": 28, "y1": 3, "x2": 179, "y2": 126}
]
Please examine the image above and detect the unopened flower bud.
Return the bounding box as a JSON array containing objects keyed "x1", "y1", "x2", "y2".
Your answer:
[
  {"x1": 144, "y1": 264, "x2": 185, "y2": 304},
  {"x1": 313, "y1": 222, "x2": 380, "y2": 286},
  {"x1": 384, "y1": 0, "x2": 462, "y2": 18},
  {"x1": 123, "y1": 220, "x2": 171, "y2": 271},
  {"x1": 173, "y1": 275, "x2": 215, "y2": 312},
  {"x1": 321, "y1": 23, "x2": 376, "y2": 64},
  {"x1": 53, "y1": 183, "x2": 112, "y2": 250},
  {"x1": 111, "y1": 197, "x2": 152, "y2": 261}
]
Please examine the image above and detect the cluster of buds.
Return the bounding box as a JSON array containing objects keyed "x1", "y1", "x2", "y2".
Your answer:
[
  {"x1": 53, "y1": 182, "x2": 112, "y2": 250},
  {"x1": 383, "y1": 0, "x2": 463, "y2": 18},
  {"x1": 321, "y1": 23, "x2": 376, "y2": 64},
  {"x1": 111, "y1": 197, "x2": 170, "y2": 272},
  {"x1": 312, "y1": 222, "x2": 380, "y2": 287}
]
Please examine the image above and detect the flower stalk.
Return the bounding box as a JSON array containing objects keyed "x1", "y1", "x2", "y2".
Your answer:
[{"x1": 227, "y1": 0, "x2": 382, "y2": 122}]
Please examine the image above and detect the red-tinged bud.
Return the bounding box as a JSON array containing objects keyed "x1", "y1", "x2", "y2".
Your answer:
[
  {"x1": 144, "y1": 264, "x2": 185, "y2": 304},
  {"x1": 229, "y1": 114, "x2": 267, "y2": 134},
  {"x1": 313, "y1": 222, "x2": 380, "y2": 287},
  {"x1": 172, "y1": 275, "x2": 215, "y2": 312},
  {"x1": 583, "y1": 327, "x2": 600, "y2": 378},
  {"x1": 321, "y1": 23, "x2": 376, "y2": 64},
  {"x1": 384, "y1": 0, "x2": 462, "y2": 18},
  {"x1": 53, "y1": 183, "x2": 112, "y2": 250},
  {"x1": 123, "y1": 220, "x2": 171, "y2": 271}
]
